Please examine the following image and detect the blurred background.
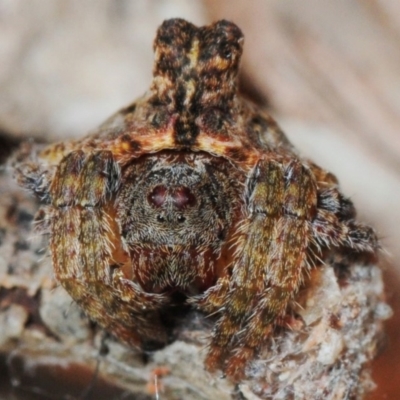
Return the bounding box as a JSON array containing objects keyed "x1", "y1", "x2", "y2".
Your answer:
[{"x1": 0, "y1": 1, "x2": 399, "y2": 398}]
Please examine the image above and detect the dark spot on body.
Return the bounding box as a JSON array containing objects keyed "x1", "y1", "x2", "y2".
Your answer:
[
  {"x1": 151, "y1": 109, "x2": 169, "y2": 128},
  {"x1": 338, "y1": 197, "x2": 356, "y2": 220},
  {"x1": 217, "y1": 226, "x2": 227, "y2": 241},
  {"x1": 157, "y1": 215, "x2": 165, "y2": 223},
  {"x1": 246, "y1": 115, "x2": 271, "y2": 149},
  {"x1": 250, "y1": 116, "x2": 268, "y2": 129},
  {"x1": 174, "y1": 118, "x2": 199, "y2": 146},
  {"x1": 202, "y1": 109, "x2": 225, "y2": 132},
  {"x1": 174, "y1": 83, "x2": 187, "y2": 114},
  {"x1": 120, "y1": 134, "x2": 142, "y2": 152}
]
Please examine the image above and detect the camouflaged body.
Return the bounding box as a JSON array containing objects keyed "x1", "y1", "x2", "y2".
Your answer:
[
  {"x1": 36, "y1": 19, "x2": 292, "y2": 167},
  {"x1": 13, "y1": 19, "x2": 378, "y2": 380}
]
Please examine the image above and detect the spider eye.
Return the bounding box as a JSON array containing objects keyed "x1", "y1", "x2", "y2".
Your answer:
[
  {"x1": 177, "y1": 215, "x2": 186, "y2": 223},
  {"x1": 157, "y1": 215, "x2": 165, "y2": 223},
  {"x1": 172, "y1": 186, "x2": 196, "y2": 210},
  {"x1": 148, "y1": 185, "x2": 167, "y2": 207}
]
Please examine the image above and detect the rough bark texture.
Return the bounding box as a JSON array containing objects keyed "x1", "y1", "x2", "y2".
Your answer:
[{"x1": 0, "y1": 1, "x2": 397, "y2": 399}]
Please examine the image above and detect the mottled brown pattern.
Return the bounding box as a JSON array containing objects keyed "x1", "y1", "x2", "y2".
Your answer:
[{"x1": 12, "y1": 18, "x2": 378, "y2": 381}]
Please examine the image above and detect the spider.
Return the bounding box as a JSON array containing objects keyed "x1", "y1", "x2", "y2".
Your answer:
[{"x1": 13, "y1": 18, "x2": 378, "y2": 381}]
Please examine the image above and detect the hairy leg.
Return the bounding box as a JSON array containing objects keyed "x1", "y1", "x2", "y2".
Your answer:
[
  {"x1": 203, "y1": 158, "x2": 317, "y2": 380},
  {"x1": 49, "y1": 150, "x2": 168, "y2": 348}
]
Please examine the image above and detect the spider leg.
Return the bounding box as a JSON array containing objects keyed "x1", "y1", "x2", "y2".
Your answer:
[
  {"x1": 49, "y1": 150, "x2": 168, "y2": 349},
  {"x1": 311, "y1": 185, "x2": 378, "y2": 254},
  {"x1": 190, "y1": 276, "x2": 230, "y2": 314},
  {"x1": 205, "y1": 158, "x2": 317, "y2": 380},
  {"x1": 306, "y1": 163, "x2": 378, "y2": 254}
]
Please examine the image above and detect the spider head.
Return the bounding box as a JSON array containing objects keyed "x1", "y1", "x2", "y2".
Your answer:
[{"x1": 116, "y1": 152, "x2": 239, "y2": 251}]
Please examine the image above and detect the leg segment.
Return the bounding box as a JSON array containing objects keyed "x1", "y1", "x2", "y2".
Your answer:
[
  {"x1": 49, "y1": 150, "x2": 168, "y2": 348},
  {"x1": 204, "y1": 158, "x2": 317, "y2": 380},
  {"x1": 200, "y1": 159, "x2": 377, "y2": 381},
  {"x1": 309, "y1": 163, "x2": 378, "y2": 254},
  {"x1": 312, "y1": 186, "x2": 378, "y2": 253}
]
